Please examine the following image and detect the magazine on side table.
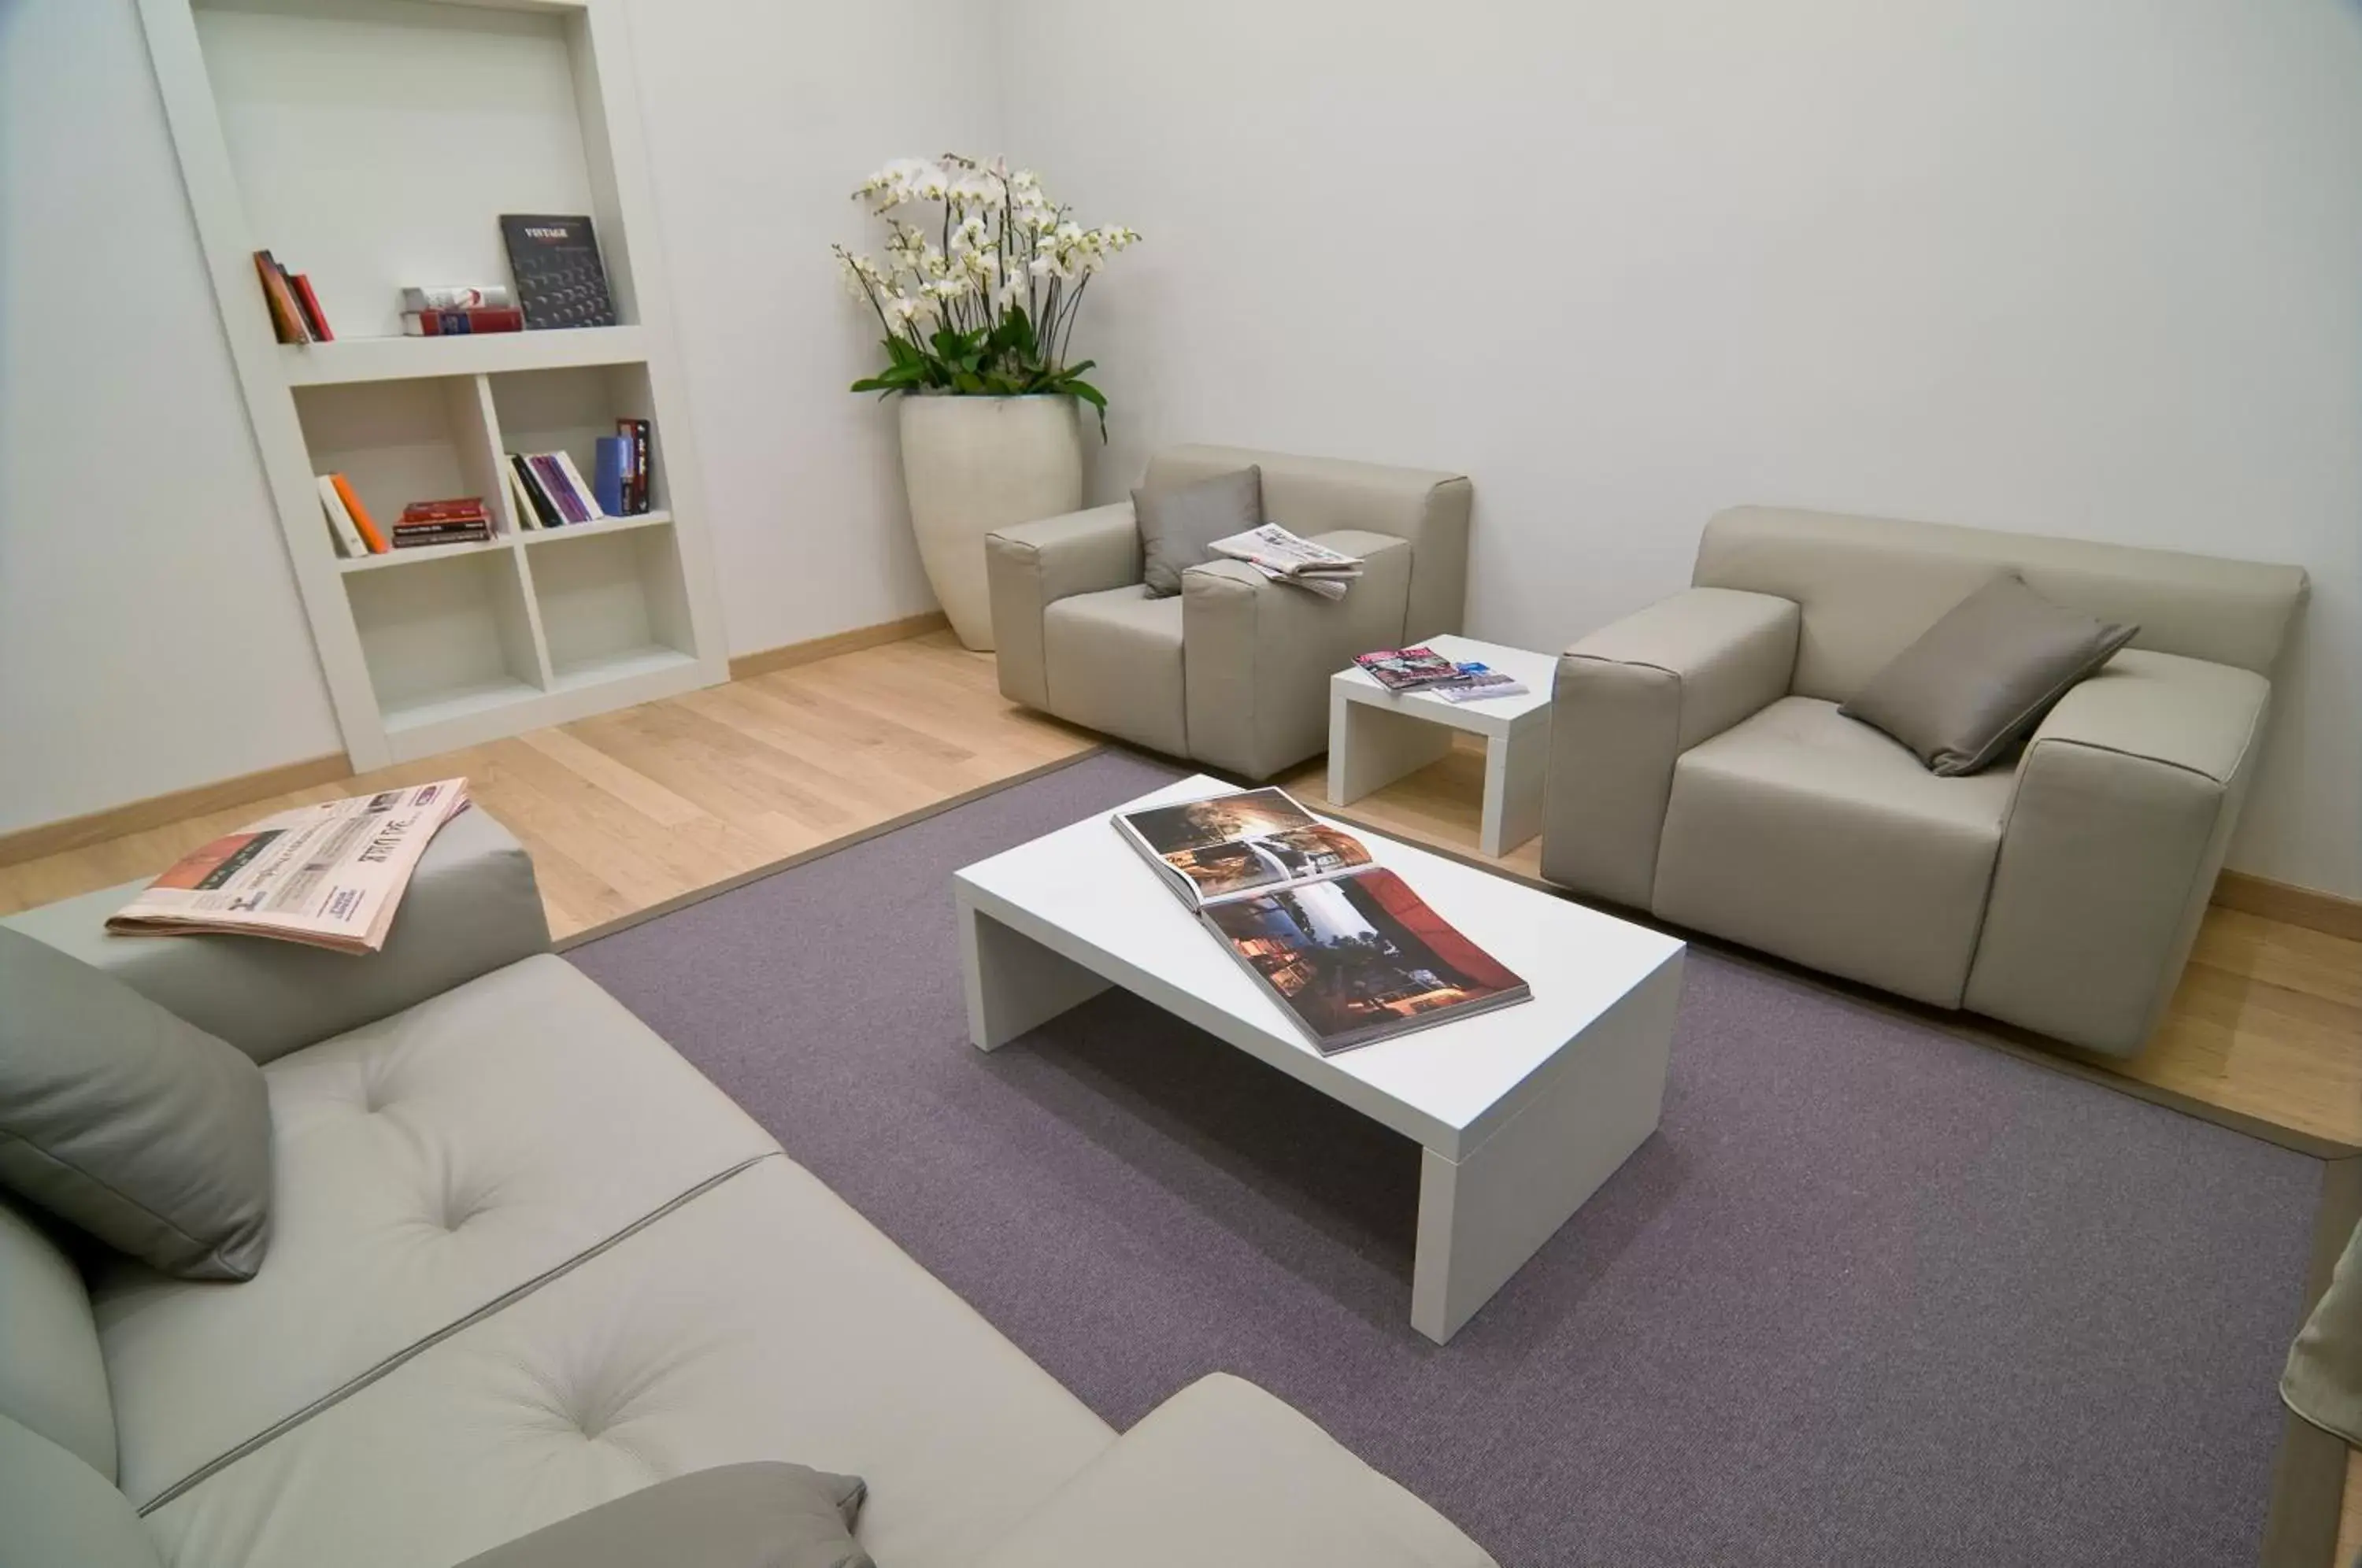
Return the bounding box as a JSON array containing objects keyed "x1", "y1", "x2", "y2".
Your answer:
[{"x1": 1112, "y1": 787, "x2": 1530, "y2": 1053}]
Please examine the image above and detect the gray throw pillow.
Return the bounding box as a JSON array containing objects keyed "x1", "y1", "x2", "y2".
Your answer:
[
  {"x1": 456, "y1": 1463, "x2": 872, "y2": 1568},
  {"x1": 1135, "y1": 465, "x2": 1261, "y2": 597},
  {"x1": 0, "y1": 926, "x2": 272, "y2": 1281},
  {"x1": 1840, "y1": 574, "x2": 2138, "y2": 775}
]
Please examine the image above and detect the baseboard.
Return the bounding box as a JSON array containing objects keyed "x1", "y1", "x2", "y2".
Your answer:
[
  {"x1": 2213, "y1": 870, "x2": 2362, "y2": 945},
  {"x1": 727, "y1": 611, "x2": 952, "y2": 681},
  {"x1": 0, "y1": 752, "x2": 353, "y2": 869}
]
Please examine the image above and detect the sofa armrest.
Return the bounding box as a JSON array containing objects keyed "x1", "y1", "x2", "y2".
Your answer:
[
  {"x1": 1183, "y1": 529, "x2": 1412, "y2": 779},
  {"x1": 0, "y1": 807, "x2": 550, "y2": 1064},
  {"x1": 1540, "y1": 586, "x2": 1798, "y2": 907},
  {"x1": 987, "y1": 502, "x2": 1144, "y2": 708},
  {"x1": 976, "y1": 1374, "x2": 1497, "y2": 1568},
  {"x1": 1965, "y1": 649, "x2": 2270, "y2": 1056}
]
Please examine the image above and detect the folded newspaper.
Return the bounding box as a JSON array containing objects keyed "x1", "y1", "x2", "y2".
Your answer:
[
  {"x1": 1208, "y1": 523, "x2": 1364, "y2": 601},
  {"x1": 106, "y1": 779, "x2": 472, "y2": 954}
]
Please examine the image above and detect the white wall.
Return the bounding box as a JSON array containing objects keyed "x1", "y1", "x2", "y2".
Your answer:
[
  {"x1": 1001, "y1": 0, "x2": 2362, "y2": 897},
  {"x1": 0, "y1": 0, "x2": 994, "y2": 835}
]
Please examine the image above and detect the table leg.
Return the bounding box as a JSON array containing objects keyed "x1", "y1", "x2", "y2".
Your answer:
[
  {"x1": 1479, "y1": 723, "x2": 1549, "y2": 857},
  {"x1": 1409, "y1": 955, "x2": 1681, "y2": 1342},
  {"x1": 1329, "y1": 689, "x2": 1454, "y2": 806},
  {"x1": 958, "y1": 894, "x2": 1112, "y2": 1052}
]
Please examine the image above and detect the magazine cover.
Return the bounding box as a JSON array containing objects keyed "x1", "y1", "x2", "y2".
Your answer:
[
  {"x1": 1353, "y1": 646, "x2": 1461, "y2": 691},
  {"x1": 1112, "y1": 788, "x2": 1529, "y2": 1052}
]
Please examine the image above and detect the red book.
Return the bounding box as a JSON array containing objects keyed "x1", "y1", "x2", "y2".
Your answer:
[
  {"x1": 289, "y1": 272, "x2": 334, "y2": 342},
  {"x1": 400, "y1": 498, "x2": 490, "y2": 520},
  {"x1": 402, "y1": 307, "x2": 524, "y2": 337}
]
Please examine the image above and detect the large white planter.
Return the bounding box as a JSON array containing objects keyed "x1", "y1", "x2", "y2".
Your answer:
[{"x1": 897, "y1": 394, "x2": 1085, "y2": 651}]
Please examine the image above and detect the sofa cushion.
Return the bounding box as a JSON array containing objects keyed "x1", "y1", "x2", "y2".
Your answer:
[
  {"x1": 0, "y1": 925, "x2": 273, "y2": 1281},
  {"x1": 976, "y1": 1373, "x2": 1498, "y2": 1568},
  {"x1": 454, "y1": 1463, "x2": 872, "y2": 1568},
  {"x1": 1841, "y1": 575, "x2": 2137, "y2": 775},
  {"x1": 1042, "y1": 584, "x2": 1188, "y2": 756},
  {"x1": 0, "y1": 1411, "x2": 161, "y2": 1568},
  {"x1": 0, "y1": 1196, "x2": 116, "y2": 1479},
  {"x1": 144, "y1": 1156, "x2": 1115, "y2": 1568},
  {"x1": 1135, "y1": 464, "x2": 1261, "y2": 597},
  {"x1": 1653, "y1": 697, "x2": 2016, "y2": 1007},
  {"x1": 96, "y1": 953, "x2": 780, "y2": 1511}
]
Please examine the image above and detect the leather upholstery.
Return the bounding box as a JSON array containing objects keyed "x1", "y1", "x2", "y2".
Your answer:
[
  {"x1": 1541, "y1": 588, "x2": 1799, "y2": 908},
  {"x1": 1694, "y1": 506, "x2": 2308, "y2": 700},
  {"x1": 0, "y1": 1412, "x2": 161, "y2": 1568},
  {"x1": 985, "y1": 502, "x2": 1141, "y2": 710},
  {"x1": 1183, "y1": 531, "x2": 1412, "y2": 779},
  {"x1": 1653, "y1": 697, "x2": 2016, "y2": 1007},
  {"x1": 976, "y1": 1374, "x2": 1498, "y2": 1568},
  {"x1": 987, "y1": 446, "x2": 1472, "y2": 777},
  {"x1": 450, "y1": 1463, "x2": 870, "y2": 1568},
  {"x1": 1143, "y1": 446, "x2": 1471, "y2": 643},
  {"x1": 97, "y1": 955, "x2": 780, "y2": 1511},
  {"x1": 0, "y1": 1197, "x2": 116, "y2": 1480},
  {"x1": 1543, "y1": 507, "x2": 2307, "y2": 1054},
  {"x1": 1040, "y1": 585, "x2": 1188, "y2": 756},
  {"x1": 146, "y1": 1157, "x2": 1116, "y2": 1568},
  {"x1": 3, "y1": 808, "x2": 551, "y2": 1065},
  {"x1": 1964, "y1": 652, "x2": 2271, "y2": 1052}
]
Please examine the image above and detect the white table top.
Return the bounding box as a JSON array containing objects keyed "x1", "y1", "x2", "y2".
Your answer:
[
  {"x1": 1331, "y1": 633, "x2": 1558, "y2": 732},
  {"x1": 953, "y1": 774, "x2": 1685, "y2": 1161}
]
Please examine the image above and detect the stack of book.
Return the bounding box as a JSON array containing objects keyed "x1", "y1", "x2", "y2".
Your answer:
[
  {"x1": 598, "y1": 420, "x2": 653, "y2": 515},
  {"x1": 1353, "y1": 647, "x2": 1530, "y2": 704},
  {"x1": 394, "y1": 498, "x2": 493, "y2": 549},
  {"x1": 505, "y1": 451, "x2": 607, "y2": 528},
  {"x1": 400, "y1": 285, "x2": 522, "y2": 337},
  {"x1": 255, "y1": 251, "x2": 333, "y2": 344}
]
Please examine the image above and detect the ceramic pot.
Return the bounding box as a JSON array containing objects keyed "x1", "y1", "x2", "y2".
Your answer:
[{"x1": 896, "y1": 394, "x2": 1084, "y2": 650}]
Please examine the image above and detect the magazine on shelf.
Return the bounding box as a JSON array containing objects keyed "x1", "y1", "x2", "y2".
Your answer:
[
  {"x1": 1111, "y1": 787, "x2": 1530, "y2": 1054},
  {"x1": 106, "y1": 780, "x2": 471, "y2": 954}
]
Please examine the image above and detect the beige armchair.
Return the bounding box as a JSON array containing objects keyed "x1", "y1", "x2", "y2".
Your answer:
[
  {"x1": 987, "y1": 446, "x2": 1472, "y2": 779},
  {"x1": 1541, "y1": 507, "x2": 2308, "y2": 1057}
]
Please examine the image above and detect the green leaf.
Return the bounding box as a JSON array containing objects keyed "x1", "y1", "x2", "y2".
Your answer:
[
  {"x1": 953, "y1": 371, "x2": 987, "y2": 394},
  {"x1": 884, "y1": 336, "x2": 918, "y2": 368},
  {"x1": 1061, "y1": 377, "x2": 1110, "y2": 441}
]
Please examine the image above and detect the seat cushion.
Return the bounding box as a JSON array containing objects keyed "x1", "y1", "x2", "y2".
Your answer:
[
  {"x1": 1653, "y1": 697, "x2": 2016, "y2": 1006},
  {"x1": 96, "y1": 954, "x2": 780, "y2": 1511},
  {"x1": 146, "y1": 1156, "x2": 1115, "y2": 1568},
  {"x1": 1041, "y1": 584, "x2": 1188, "y2": 755}
]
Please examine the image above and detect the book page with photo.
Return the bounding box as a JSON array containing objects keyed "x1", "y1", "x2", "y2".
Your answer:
[{"x1": 1113, "y1": 787, "x2": 1373, "y2": 907}]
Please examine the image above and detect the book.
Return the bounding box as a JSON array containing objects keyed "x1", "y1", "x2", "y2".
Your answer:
[
  {"x1": 498, "y1": 214, "x2": 617, "y2": 329},
  {"x1": 1426, "y1": 663, "x2": 1530, "y2": 704},
  {"x1": 327, "y1": 474, "x2": 387, "y2": 553},
  {"x1": 1112, "y1": 788, "x2": 1530, "y2": 1054},
  {"x1": 287, "y1": 271, "x2": 333, "y2": 342},
  {"x1": 616, "y1": 418, "x2": 652, "y2": 513},
  {"x1": 391, "y1": 527, "x2": 491, "y2": 549},
  {"x1": 316, "y1": 475, "x2": 368, "y2": 558},
  {"x1": 399, "y1": 498, "x2": 491, "y2": 522},
  {"x1": 528, "y1": 454, "x2": 590, "y2": 523},
  {"x1": 253, "y1": 250, "x2": 309, "y2": 345},
  {"x1": 1353, "y1": 647, "x2": 1463, "y2": 691},
  {"x1": 550, "y1": 450, "x2": 608, "y2": 520},
  {"x1": 402, "y1": 307, "x2": 524, "y2": 337},
  {"x1": 400, "y1": 284, "x2": 513, "y2": 312},
  {"x1": 505, "y1": 457, "x2": 556, "y2": 529},
  {"x1": 593, "y1": 435, "x2": 631, "y2": 517}
]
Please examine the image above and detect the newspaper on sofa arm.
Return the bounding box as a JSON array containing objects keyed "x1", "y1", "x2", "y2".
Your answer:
[
  {"x1": 1207, "y1": 523, "x2": 1364, "y2": 601},
  {"x1": 107, "y1": 778, "x2": 472, "y2": 954}
]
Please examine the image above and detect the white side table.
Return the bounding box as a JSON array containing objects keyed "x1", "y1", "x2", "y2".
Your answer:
[{"x1": 1327, "y1": 634, "x2": 1558, "y2": 857}]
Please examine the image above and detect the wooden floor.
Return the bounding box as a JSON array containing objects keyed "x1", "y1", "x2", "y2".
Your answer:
[{"x1": 2, "y1": 628, "x2": 2356, "y2": 1555}]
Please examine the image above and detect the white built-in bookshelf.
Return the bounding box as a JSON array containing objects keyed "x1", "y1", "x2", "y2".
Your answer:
[{"x1": 137, "y1": 0, "x2": 726, "y2": 767}]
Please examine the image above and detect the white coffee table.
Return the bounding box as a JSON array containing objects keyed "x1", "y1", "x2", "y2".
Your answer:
[
  {"x1": 1328, "y1": 633, "x2": 1560, "y2": 856},
  {"x1": 953, "y1": 775, "x2": 1685, "y2": 1344}
]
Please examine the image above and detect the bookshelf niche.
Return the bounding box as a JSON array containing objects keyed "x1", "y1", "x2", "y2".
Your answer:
[{"x1": 139, "y1": 0, "x2": 725, "y2": 767}]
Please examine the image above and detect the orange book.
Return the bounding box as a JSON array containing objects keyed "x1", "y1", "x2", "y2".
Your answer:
[{"x1": 330, "y1": 474, "x2": 387, "y2": 553}]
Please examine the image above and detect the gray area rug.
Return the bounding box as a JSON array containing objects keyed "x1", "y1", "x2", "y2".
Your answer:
[{"x1": 569, "y1": 750, "x2": 2323, "y2": 1566}]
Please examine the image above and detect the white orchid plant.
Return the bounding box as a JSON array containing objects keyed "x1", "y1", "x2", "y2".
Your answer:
[{"x1": 835, "y1": 153, "x2": 1139, "y2": 436}]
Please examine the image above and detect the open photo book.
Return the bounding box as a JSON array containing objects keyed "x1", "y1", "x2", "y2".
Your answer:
[{"x1": 1112, "y1": 787, "x2": 1531, "y2": 1054}]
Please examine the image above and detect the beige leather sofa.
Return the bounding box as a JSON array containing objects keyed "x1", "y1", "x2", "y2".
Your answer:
[
  {"x1": 987, "y1": 445, "x2": 1472, "y2": 778},
  {"x1": 1, "y1": 814, "x2": 1495, "y2": 1568},
  {"x1": 1541, "y1": 507, "x2": 2307, "y2": 1057}
]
